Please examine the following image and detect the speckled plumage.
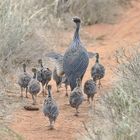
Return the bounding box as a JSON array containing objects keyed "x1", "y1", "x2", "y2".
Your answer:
[
  {"x1": 69, "y1": 78, "x2": 83, "y2": 116},
  {"x1": 37, "y1": 59, "x2": 52, "y2": 95},
  {"x1": 28, "y1": 68, "x2": 41, "y2": 105},
  {"x1": 91, "y1": 53, "x2": 105, "y2": 88},
  {"x1": 84, "y1": 79, "x2": 97, "y2": 103},
  {"x1": 43, "y1": 85, "x2": 59, "y2": 129},
  {"x1": 18, "y1": 64, "x2": 31, "y2": 98},
  {"x1": 63, "y1": 17, "x2": 89, "y2": 91}
]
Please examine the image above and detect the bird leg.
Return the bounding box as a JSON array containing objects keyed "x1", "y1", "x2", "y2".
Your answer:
[
  {"x1": 58, "y1": 83, "x2": 62, "y2": 88},
  {"x1": 42, "y1": 84, "x2": 45, "y2": 97},
  {"x1": 25, "y1": 87, "x2": 28, "y2": 98},
  {"x1": 65, "y1": 85, "x2": 68, "y2": 97},
  {"x1": 49, "y1": 120, "x2": 54, "y2": 130},
  {"x1": 44, "y1": 84, "x2": 48, "y2": 95},
  {"x1": 20, "y1": 87, "x2": 23, "y2": 98},
  {"x1": 32, "y1": 95, "x2": 36, "y2": 105},
  {"x1": 93, "y1": 98, "x2": 96, "y2": 113},
  {"x1": 56, "y1": 86, "x2": 59, "y2": 92},
  {"x1": 74, "y1": 108, "x2": 79, "y2": 116},
  {"x1": 98, "y1": 80, "x2": 103, "y2": 89},
  {"x1": 87, "y1": 97, "x2": 90, "y2": 104}
]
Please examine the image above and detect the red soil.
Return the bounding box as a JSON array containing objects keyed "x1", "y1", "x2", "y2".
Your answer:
[{"x1": 10, "y1": 1, "x2": 140, "y2": 140}]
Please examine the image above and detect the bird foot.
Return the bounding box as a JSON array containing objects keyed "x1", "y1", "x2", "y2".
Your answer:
[
  {"x1": 98, "y1": 83, "x2": 103, "y2": 89},
  {"x1": 83, "y1": 98, "x2": 87, "y2": 101},
  {"x1": 65, "y1": 93, "x2": 68, "y2": 97},
  {"x1": 32, "y1": 102, "x2": 36, "y2": 105},
  {"x1": 48, "y1": 125, "x2": 54, "y2": 130},
  {"x1": 65, "y1": 103, "x2": 70, "y2": 106},
  {"x1": 74, "y1": 113, "x2": 79, "y2": 117}
]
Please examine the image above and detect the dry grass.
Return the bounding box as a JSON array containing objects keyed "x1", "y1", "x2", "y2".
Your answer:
[
  {"x1": 0, "y1": 0, "x2": 132, "y2": 89},
  {"x1": 0, "y1": 0, "x2": 66, "y2": 89},
  {"x1": 54, "y1": 0, "x2": 132, "y2": 25}
]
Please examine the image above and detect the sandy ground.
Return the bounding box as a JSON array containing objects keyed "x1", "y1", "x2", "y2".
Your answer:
[{"x1": 9, "y1": 1, "x2": 140, "y2": 140}]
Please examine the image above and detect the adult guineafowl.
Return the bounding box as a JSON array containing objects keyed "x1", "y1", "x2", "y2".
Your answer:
[
  {"x1": 53, "y1": 67, "x2": 62, "y2": 92},
  {"x1": 37, "y1": 59, "x2": 52, "y2": 96},
  {"x1": 63, "y1": 17, "x2": 89, "y2": 91},
  {"x1": 91, "y1": 53, "x2": 105, "y2": 88},
  {"x1": 43, "y1": 85, "x2": 59, "y2": 130},
  {"x1": 28, "y1": 68, "x2": 41, "y2": 105},
  {"x1": 84, "y1": 79, "x2": 97, "y2": 110},
  {"x1": 69, "y1": 78, "x2": 84, "y2": 116},
  {"x1": 18, "y1": 63, "x2": 31, "y2": 98}
]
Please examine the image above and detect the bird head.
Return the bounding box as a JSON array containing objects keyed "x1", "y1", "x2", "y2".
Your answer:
[
  {"x1": 72, "y1": 16, "x2": 81, "y2": 24},
  {"x1": 31, "y1": 67, "x2": 37, "y2": 73},
  {"x1": 23, "y1": 63, "x2": 26, "y2": 68},
  {"x1": 38, "y1": 59, "x2": 42, "y2": 64}
]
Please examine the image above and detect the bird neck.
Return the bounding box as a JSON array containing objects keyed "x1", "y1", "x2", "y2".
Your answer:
[
  {"x1": 40, "y1": 62, "x2": 43, "y2": 68},
  {"x1": 23, "y1": 66, "x2": 26, "y2": 72},
  {"x1": 73, "y1": 22, "x2": 80, "y2": 42},
  {"x1": 33, "y1": 72, "x2": 37, "y2": 79},
  {"x1": 48, "y1": 89, "x2": 52, "y2": 98},
  {"x1": 96, "y1": 58, "x2": 99, "y2": 63}
]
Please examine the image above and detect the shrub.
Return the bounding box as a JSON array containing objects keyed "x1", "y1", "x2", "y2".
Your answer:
[
  {"x1": 80, "y1": 47, "x2": 140, "y2": 140},
  {"x1": 54, "y1": 0, "x2": 132, "y2": 25}
]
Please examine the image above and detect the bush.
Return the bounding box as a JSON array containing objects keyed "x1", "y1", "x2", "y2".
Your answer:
[
  {"x1": 0, "y1": 0, "x2": 64, "y2": 89},
  {"x1": 80, "y1": 47, "x2": 140, "y2": 140},
  {"x1": 105, "y1": 47, "x2": 140, "y2": 140},
  {"x1": 54, "y1": 0, "x2": 132, "y2": 25},
  {"x1": 0, "y1": 0, "x2": 132, "y2": 88}
]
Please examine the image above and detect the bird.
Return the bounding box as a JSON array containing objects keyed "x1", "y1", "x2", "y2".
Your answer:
[
  {"x1": 61, "y1": 75, "x2": 70, "y2": 96},
  {"x1": 37, "y1": 59, "x2": 52, "y2": 96},
  {"x1": 28, "y1": 68, "x2": 41, "y2": 105},
  {"x1": 53, "y1": 67, "x2": 62, "y2": 92},
  {"x1": 91, "y1": 53, "x2": 105, "y2": 88},
  {"x1": 63, "y1": 17, "x2": 89, "y2": 91},
  {"x1": 46, "y1": 51, "x2": 95, "y2": 78},
  {"x1": 84, "y1": 79, "x2": 97, "y2": 110},
  {"x1": 69, "y1": 78, "x2": 84, "y2": 116},
  {"x1": 18, "y1": 63, "x2": 31, "y2": 98},
  {"x1": 43, "y1": 85, "x2": 59, "y2": 130}
]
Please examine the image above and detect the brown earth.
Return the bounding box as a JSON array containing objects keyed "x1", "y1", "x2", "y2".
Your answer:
[{"x1": 10, "y1": 1, "x2": 140, "y2": 140}]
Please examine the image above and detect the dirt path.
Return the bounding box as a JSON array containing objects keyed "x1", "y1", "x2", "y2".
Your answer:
[{"x1": 10, "y1": 1, "x2": 140, "y2": 140}]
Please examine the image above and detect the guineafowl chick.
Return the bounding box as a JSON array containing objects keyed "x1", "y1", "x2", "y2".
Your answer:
[
  {"x1": 69, "y1": 78, "x2": 84, "y2": 116},
  {"x1": 43, "y1": 85, "x2": 59, "y2": 129},
  {"x1": 53, "y1": 67, "x2": 62, "y2": 92},
  {"x1": 62, "y1": 75, "x2": 70, "y2": 96},
  {"x1": 37, "y1": 59, "x2": 52, "y2": 96},
  {"x1": 91, "y1": 53, "x2": 105, "y2": 88},
  {"x1": 28, "y1": 68, "x2": 41, "y2": 105},
  {"x1": 18, "y1": 63, "x2": 31, "y2": 98},
  {"x1": 84, "y1": 79, "x2": 97, "y2": 109}
]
